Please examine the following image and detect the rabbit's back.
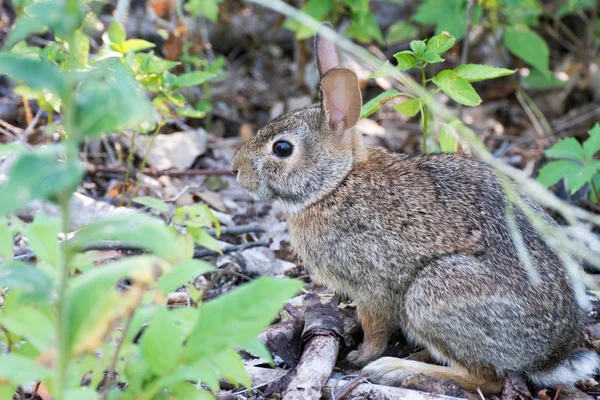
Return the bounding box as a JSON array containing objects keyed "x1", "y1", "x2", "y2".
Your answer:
[{"x1": 287, "y1": 147, "x2": 583, "y2": 335}]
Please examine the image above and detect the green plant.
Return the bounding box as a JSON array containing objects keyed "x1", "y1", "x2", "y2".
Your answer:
[
  {"x1": 0, "y1": 1, "x2": 301, "y2": 399},
  {"x1": 362, "y1": 32, "x2": 514, "y2": 153},
  {"x1": 537, "y1": 123, "x2": 600, "y2": 203},
  {"x1": 285, "y1": 0, "x2": 383, "y2": 44},
  {"x1": 407, "y1": 0, "x2": 597, "y2": 89}
]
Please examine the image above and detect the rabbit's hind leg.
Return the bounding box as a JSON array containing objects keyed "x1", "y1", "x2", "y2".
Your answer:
[{"x1": 362, "y1": 357, "x2": 504, "y2": 394}]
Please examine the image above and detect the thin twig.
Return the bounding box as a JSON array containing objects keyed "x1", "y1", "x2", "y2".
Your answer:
[
  {"x1": 87, "y1": 164, "x2": 234, "y2": 177},
  {"x1": 206, "y1": 222, "x2": 264, "y2": 236},
  {"x1": 193, "y1": 240, "x2": 270, "y2": 258},
  {"x1": 22, "y1": 108, "x2": 43, "y2": 143},
  {"x1": 100, "y1": 287, "x2": 143, "y2": 400}
]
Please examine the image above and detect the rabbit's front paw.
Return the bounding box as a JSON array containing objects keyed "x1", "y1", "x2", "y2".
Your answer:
[{"x1": 347, "y1": 345, "x2": 380, "y2": 367}]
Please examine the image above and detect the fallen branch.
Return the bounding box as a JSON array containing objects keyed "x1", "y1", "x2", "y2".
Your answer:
[
  {"x1": 86, "y1": 164, "x2": 234, "y2": 177},
  {"x1": 13, "y1": 240, "x2": 270, "y2": 262},
  {"x1": 242, "y1": 367, "x2": 464, "y2": 400},
  {"x1": 283, "y1": 294, "x2": 343, "y2": 400},
  {"x1": 207, "y1": 222, "x2": 265, "y2": 236}
]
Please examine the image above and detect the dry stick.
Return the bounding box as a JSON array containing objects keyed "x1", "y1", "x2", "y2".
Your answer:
[
  {"x1": 243, "y1": 366, "x2": 463, "y2": 400},
  {"x1": 100, "y1": 286, "x2": 145, "y2": 400},
  {"x1": 206, "y1": 222, "x2": 265, "y2": 236},
  {"x1": 282, "y1": 334, "x2": 339, "y2": 400},
  {"x1": 586, "y1": 0, "x2": 599, "y2": 72},
  {"x1": 13, "y1": 239, "x2": 270, "y2": 263},
  {"x1": 87, "y1": 164, "x2": 234, "y2": 177},
  {"x1": 22, "y1": 108, "x2": 43, "y2": 143}
]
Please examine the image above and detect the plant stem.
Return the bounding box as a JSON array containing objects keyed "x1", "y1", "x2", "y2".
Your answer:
[
  {"x1": 99, "y1": 291, "x2": 143, "y2": 400},
  {"x1": 420, "y1": 64, "x2": 428, "y2": 154},
  {"x1": 591, "y1": 179, "x2": 600, "y2": 206},
  {"x1": 127, "y1": 123, "x2": 163, "y2": 207},
  {"x1": 120, "y1": 132, "x2": 136, "y2": 207},
  {"x1": 55, "y1": 199, "x2": 72, "y2": 399}
]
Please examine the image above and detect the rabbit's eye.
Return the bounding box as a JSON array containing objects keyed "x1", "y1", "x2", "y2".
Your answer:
[{"x1": 273, "y1": 140, "x2": 293, "y2": 158}]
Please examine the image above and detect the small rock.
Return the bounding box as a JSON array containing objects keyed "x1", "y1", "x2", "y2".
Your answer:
[
  {"x1": 126, "y1": 129, "x2": 208, "y2": 170},
  {"x1": 240, "y1": 247, "x2": 296, "y2": 276}
]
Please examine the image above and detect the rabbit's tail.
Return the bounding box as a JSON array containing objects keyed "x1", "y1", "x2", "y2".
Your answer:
[{"x1": 527, "y1": 349, "x2": 600, "y2": 387}]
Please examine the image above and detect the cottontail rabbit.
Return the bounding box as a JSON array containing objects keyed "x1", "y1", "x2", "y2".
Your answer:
[{"x1": 231, "y1": 23, "x2": 599, "y2": 393}]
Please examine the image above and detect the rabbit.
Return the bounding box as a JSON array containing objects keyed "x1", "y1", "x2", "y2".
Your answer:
[{"x1": 231, "y1": 22, "x2": 600, "y2": 394}]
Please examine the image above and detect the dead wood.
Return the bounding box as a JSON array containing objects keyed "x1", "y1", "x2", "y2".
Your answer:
[
  {"x1": 282, "y1": 294, "x2": 344, "y2": 400},
  {"x1": 87, "y1": 164, "x2": 234, "y2": 177},
  {"x1": 242, "y1": 366, "x2": 465, "y2": 400},
  {"x1": 257, "y1": 318, "x2": 304, "y2": 368}
]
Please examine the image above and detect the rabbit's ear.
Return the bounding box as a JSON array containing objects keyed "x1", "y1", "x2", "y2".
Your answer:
[
  {"x1": 315, "y1": 22, "x2": 341, "y2": 77},
  {"x1": 321, "y1": 68, "x2": 362, "y2": 132}
]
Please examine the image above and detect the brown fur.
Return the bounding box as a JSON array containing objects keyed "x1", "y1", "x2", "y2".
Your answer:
[{"x1": 231, "y1": 23, "x2": 598, "y2": 394}]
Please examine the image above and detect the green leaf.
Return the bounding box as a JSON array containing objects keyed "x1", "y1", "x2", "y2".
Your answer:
[
  {"x1": 522, "y1": 69, "x2": 564, "y2": 89},
  {"x1": 426, "y1": 32, "x2": 456, "y2": 55},
  {"x1": 409, "y1": 40, "x2": 426, "y2": 57},
  {"x1": 25, "y1": 212, "x2": 61, "y2": 267},
  {"x1": 414, "y1": 0, "x2": 482, "y2": 40},
  {"x1": 114, "y1": 39, "x2": 155, "y2": 54},
  {"x1": 155, "y1": 363, "x2": 220, "y2": 394},
  {"x1": 64, "y1": 388, "x2": 97, "y2": 400},
  {"x1": 544, "y1": 137, "x2": 585, "y2": 162},
  {"x1": 0, "y1": 218, "x2": 13, "y2": 261},
  {"x1": 239, "y1": 337, "x2": 274, "y2": 366},
  {"x1": 157, "y1": 259, "x2": 214, "y2": 295},
  {"x1": 393, "y1": 51, "x2": 417, "y2": 71},
  {"x1": 67, "y1": 213, "x2": 179, "y2": 261},
  {"x1": 74, "y1": 60, "x2": 154, "y2": 139},
  {"x1": 67, "y1": 256, "x2": 169, "y2": 355},
  {"x1": 105, "y1": 21, "x2": 125, "y2": 45},
  {"x1": 439, "y1": 125, "x2": 459, "y2": 152},
  {"x1": 360, "y1": 89, "x2": 401, "y2": 119},
  {"x1": 394, "y1": 99, "x2": 420, "y2": 117},
  {"x1": 186, "y1": 0, "x2": 222, "y2": 21},
  {"x1": 171, "y1": 384, "x2": 215, "y2": 400},
  {"x1": 141, "y1": 306, "x2": 183, "y2": 375},
  {"x1": 173, "y1": 71, "x2": 216, "y2": 88},
  {"x1": 177, "y1": 108, "x2": 207, "y2": 119},
  {"x1": 453, "y1": 64, "x2": 515, "y2": 82},
  {"x1": 189, "y1": 227, "x2": 221, "y2": 253},
  {"x1": 385, "y1": 21, "x2": 418, "y2": 44},
  {"x1": 0, "y1": 151, "x2": 84, "y2": 217},
  {"x1": 185, "y1": 277, "x2": 302, "y2": 362},
  {"x1": 0, "y1": 53, "x2": 66, "y2": 98},
  {"x1": 132, "y1": 196, "x2": 170, "y2": 212},
  {"x1": 4, "y1": 0, "x2": 82, "y2": 48},
  {"x1": 420, "y1": 50, "x2": 444, "y2": 64},
  {"x1": 504, "y1": 26, "x2": 549, "y2": 74},
  {"x1": 0, "y1": 354, "x2": 51, "y2": 385},
  {"x1": 432, "y1": 70, "x2": 481, "y2": 106},
  {"x1": 0, "y1": 143, "x2": 26, "y2": 156},
  {"x1": 584, "y1": 124, "x2": 600, "y2": 162},
  {"x1": 346, "y1": 13, "x2": 384, "y2": 45},
  {"x1": 0, "y1": 262, "x2": 53, "y2": 303},
  {"x1": 537, "y1": 160, "x2": 599, "y2": 193},
  {"x1": 0, "y1": 306, "x2": 54, "y2": 352},
  {"x1": 210, "y1": 348, "x2": 251, "y2": 388}
]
